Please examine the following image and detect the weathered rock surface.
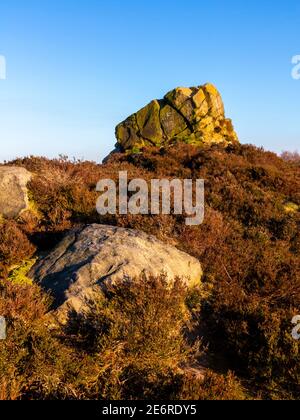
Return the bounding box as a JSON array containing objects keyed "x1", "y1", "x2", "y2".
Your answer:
[
  {"x1": 0, "y1": 166, "x2": 32, "y2": 219},
  {"x1": 115, "y1": 83, "x2": 239, "y2": 151},
  {"x1": 30, "y1": 224, "x2": 202, "y2": 321}
]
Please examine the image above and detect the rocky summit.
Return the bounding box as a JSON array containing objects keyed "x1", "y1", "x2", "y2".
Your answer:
[{"x1": 115, "y1": 83, "x2": 239, "y2": 152}]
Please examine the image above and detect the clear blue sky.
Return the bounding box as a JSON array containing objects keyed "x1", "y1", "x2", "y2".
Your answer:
[{"x1": 0, "y1": 0, "x2": 299, "y2": 162}]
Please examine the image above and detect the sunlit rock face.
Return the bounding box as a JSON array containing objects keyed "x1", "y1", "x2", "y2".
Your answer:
[{"x1": 115, "y1": 83, "x2": 239, "y2": 152}]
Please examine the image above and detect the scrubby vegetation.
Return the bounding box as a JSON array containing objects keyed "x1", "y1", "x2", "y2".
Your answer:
[
  {"x1": 0, "y1": 274, "x2": 244, "y2": 400},
  {"x1": 0, "y1": 143, "x2": 299, "y2": 399}
]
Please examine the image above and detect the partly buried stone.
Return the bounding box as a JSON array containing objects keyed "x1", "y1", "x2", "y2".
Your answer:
[
  {"x1": 30, "y1": 224, "x2": 202, "y2": 321},
  {"x1": 160, "y1": 103, "x2": 187, "y2": 138},
  {"x1": 115, "y1": 83, "x2": 239, "y2": 152},
  {"x1": 0, "y1": 166, "x2": 32, "y2": 219}
]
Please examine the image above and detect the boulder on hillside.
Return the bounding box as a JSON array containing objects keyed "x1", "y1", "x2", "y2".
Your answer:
[
  {"x1": 0, "y1": 166, "x2": 32, "y2": 219},
  {"x1": 30, "y1": 224, "x2": 202, "y2": 322},
  {"x1": 115, "y1": 83, "x2": 239, "y2": 152}
]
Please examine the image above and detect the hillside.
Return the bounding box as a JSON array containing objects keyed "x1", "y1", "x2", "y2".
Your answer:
[{"x1": 0, "y1": 141, "x2": 299, "y2": 400}]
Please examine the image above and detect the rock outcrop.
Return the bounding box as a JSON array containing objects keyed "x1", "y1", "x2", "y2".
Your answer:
[
  {"x1": 30, "y1": 224, "x2": 202, "y2": 321},
  {"x1": 115, "y1": 83, "x2": 239, "y2": 152},
  {"x1": 0, "y1": 166, "x2": 32, "y2": 219}
]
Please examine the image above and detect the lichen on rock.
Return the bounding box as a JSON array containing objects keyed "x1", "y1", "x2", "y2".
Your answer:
[
  {"x1": 115, "y1": 83, "x2": 239, "y2": 152},
  {"x1": 8, "y1": 258, "x2": 37, "y2": 285}
]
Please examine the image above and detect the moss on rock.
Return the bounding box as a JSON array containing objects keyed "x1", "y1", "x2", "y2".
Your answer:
[{"x1": 115, "y1": 84, "x2": 239, "y2": 152}]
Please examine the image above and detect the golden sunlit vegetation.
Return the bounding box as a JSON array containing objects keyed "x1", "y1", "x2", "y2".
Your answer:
[{"x1": 0, "y1": 143, "x2": 299, "y2": 399}]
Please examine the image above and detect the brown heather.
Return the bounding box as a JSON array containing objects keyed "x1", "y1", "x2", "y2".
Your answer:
[{"x1": 0, "y1": 142, "x2": 299, "y2": 399}]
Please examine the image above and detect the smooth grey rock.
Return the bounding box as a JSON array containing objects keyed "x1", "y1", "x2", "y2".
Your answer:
[{"x1": 31, "y1": 224, "x2": 202, "y2": 321}]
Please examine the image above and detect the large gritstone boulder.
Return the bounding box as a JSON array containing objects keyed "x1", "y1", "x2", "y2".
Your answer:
[{"x1": 115, "y1": 83, "x2": 239, "y2": 152}]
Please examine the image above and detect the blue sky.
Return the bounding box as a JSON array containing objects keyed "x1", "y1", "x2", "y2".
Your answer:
[{"x1": 0, "y1": 0, "x2": 299, "y2": 162}]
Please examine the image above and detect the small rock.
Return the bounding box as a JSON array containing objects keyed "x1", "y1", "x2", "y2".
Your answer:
[
  {"x1": 30, "y1": 224, "x2": 202, "y2": 322},
  {"x1": 0, "y1": 166, "x2": 32, "y2": 219},
  {"x1": 115, "y1": 83, "x2": 239, "y2": 151}
]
